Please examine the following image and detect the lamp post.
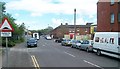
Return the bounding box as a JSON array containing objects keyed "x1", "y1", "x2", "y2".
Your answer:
[{"x1": 74, "y1": 8, "x2": 76, "y2": 40}]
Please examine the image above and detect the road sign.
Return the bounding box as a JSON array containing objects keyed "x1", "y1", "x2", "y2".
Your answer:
[
  {"x1": 0, "y1": 18, "x2": 14, "y2": 32},
  {"x1": 1, "y1": 32, "x2": 12, "y2": 37}
]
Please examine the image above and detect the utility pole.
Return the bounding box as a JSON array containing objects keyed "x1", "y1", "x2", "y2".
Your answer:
[{"x1": 74, "y1": 8, "x2": 76, "y2": 40}]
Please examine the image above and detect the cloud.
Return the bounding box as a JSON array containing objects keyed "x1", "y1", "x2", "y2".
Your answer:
[
  {"x1": 15, "y1": 20, "x2": 43, "y2": 30},
  {"x1": 52, "y1": 18, "x2": 63, "y2": 25},
  {"x1": 52, "y1": 17, "x2": 88, "y2": 26},
  {"x1": 14, "y1": 13, "x2": 20, "y2": 17},
  {"x1": 6, "y1": 0, "x2": 98, "y2": 16},
  {"x1": 6, "y1": 0, "x2": 98, "y2": 29}
]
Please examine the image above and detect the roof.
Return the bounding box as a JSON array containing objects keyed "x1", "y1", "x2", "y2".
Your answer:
[
  {"x1": 66, "y1": 25, "x2": 91, "y2": 28},
  {"x1": 51, "y1": 24, "x2": 91, "y2": 33}
]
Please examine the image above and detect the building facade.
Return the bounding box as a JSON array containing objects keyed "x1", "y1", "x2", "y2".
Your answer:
[
  {"x1": 97, "y1": 0, "x2": 120, "y2": 32},
  {"x1": 51, "y1": 23, "x2": 96, "y2": 40}
]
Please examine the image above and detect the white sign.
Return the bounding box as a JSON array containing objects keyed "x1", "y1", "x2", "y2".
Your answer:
[{"x1": 1, "y1": 32, "x2": 12, "y2": 37}]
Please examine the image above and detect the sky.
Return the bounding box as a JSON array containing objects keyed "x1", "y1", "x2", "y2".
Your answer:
[{"x1": 1, "y1": 0, "x2": 99, "y2": 30}]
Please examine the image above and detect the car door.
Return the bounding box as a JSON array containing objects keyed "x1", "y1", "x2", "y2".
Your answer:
[
  {"x1": 81, "y1": 41, "x2": 85, "y2": 49},
  {"x1": 83, "y1": 41, "x2": 87, "y2": 50}
]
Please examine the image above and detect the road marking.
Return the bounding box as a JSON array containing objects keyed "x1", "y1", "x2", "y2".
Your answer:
[
  {"x1": 31, "y1": 55, "x2": 40, "y2": 69},
  {"x1": 83, "y1": 60, "x2": 104, "y2": 69},
  {"x1": 42, "y1": 45, "x2": 45, "y2": 46},
  {"x1": 64, "y1": 52, "x2": 76, "y2": 57}
]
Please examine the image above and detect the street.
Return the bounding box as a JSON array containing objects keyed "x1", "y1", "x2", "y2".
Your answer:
[{"x1": 2, "y1": 36, "x2": 120, "y2": 69}]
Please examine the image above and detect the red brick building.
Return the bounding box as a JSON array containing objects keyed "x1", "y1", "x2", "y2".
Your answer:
[
  {"x1": 50, "y1": 23, "x2": 93, "y2": 39},
  {"x1": 97, "y1": 0, "x2": 120, "y2": 32}
]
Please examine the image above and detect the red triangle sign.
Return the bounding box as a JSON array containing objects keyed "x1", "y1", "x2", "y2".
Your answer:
[{"x1": 0, "y1": 18, "x2": 14, "y2": 32}]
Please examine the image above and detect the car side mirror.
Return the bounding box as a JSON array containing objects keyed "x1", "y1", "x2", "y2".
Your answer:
[{"x1": 91, "y1": 43, "x2": 94, "y2": 45}]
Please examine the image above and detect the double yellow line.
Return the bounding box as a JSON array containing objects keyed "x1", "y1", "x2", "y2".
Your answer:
[{"x1": 31, "y1": 55, "x2": 40, "y2": 69}]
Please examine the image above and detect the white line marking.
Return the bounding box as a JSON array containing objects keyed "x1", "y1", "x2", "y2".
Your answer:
[
  {"x1": 64, "y1": 52, "x2": 76, "y2": 57},
  {"x1": 83, "y1": 60, "x2": 104, "y2": 69},
  {"x1": 42, "y1": 45, "x2": 45, "y2": 46}
]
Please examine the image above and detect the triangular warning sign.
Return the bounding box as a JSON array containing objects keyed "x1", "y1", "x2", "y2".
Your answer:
[{"x1": 0, "y1": 18, "x2": 14, "y2": 32}]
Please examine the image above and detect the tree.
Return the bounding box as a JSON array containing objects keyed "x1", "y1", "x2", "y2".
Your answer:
[{"x1": 0, "y1": 2, "x2": 6, "y2": 24}]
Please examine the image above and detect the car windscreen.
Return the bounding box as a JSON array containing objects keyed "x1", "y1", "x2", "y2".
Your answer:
[
  {"x1": 28, "y1": 39, "x2": 36, "y2": 43},
  {"x1": 77, "y1": 41, "x2": 81, "y2": 43},
  {"x1": 83, "y1": 41, "x2": 89, "y2": 44}
]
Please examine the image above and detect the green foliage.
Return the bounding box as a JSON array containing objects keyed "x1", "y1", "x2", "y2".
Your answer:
[
  {"x1": 31, "y1": 26, "x2": 53, "y2": 35},
  {"x1": 2, "y1": 40, "x2": 15, "y2": 47},
  {"x1": 1, "y1": 13, "x2": 25, "y2": 47}
]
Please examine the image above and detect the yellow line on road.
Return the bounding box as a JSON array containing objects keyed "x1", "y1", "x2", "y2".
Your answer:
[{"x1": 31, "y1": 55, "x2": 40, "y2": 69}]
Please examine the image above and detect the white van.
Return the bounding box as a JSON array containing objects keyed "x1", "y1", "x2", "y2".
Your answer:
[
  {"x1": 93, "y1": 32, "x2": 120, "y2": 58},
  {"x1": 33, "y1": 33, "x2": 40, "y2": 40}
]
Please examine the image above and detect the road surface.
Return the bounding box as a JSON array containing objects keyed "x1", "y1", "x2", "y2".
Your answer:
[{"x1": 2, "y1": 36, "x2": 120, "y2": 69}]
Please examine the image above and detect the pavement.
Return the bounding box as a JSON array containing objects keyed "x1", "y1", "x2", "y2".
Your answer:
[{"x1": 0, "y1": 46, "x2": 3, "y2": 69}]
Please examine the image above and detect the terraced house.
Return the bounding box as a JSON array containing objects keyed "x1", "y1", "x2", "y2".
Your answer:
[{"x1": 97, "y1": 0, "x2": 120, "y2": 32}]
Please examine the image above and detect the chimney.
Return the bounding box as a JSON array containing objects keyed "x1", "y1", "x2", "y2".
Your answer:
[
  {"x1": 65, "y1": 23, "x2": 68, "y2": 25},
  {"x1": 61, "y1": 23, "x2": 63, "y2": 25}
]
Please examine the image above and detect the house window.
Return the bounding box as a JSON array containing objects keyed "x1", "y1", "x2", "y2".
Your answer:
[
  {"x1": 111, "y1": 13, "x2": 114, "y2": 23},
  {"x1": 118, "y1": 13, "x2": 120, "y2": 22},
  {"x1": 111, "y1": 0, "x2": 114, "y2": 5}
]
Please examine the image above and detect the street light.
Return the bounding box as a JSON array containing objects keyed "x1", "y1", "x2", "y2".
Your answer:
[{"x1": 74, "y1": 8, "x2": 76, "y2": 40}]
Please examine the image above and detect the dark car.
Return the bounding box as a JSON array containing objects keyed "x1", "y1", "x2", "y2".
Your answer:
[
  {"x1": 27, "y1": 38, "x2": 37, "y2": 47},
  {"x1": 55, "y1": 38, "x2": 64, "y2": 43}
]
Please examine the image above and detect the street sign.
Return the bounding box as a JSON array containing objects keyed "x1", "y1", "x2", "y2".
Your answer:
[
  {"x1": 1, "y1": 32, "x2": 12, "y2": 37},
  {"x1": 0, "y1": 18, "x2": 14, "y2": 32},
  {"x1": 0, "y1": 17, "x2": 14, "y2": 67}
]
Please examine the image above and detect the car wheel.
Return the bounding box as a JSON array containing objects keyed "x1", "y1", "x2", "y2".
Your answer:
[
  {"x1": 86, "y1": 48, "x2": 89, "y2": 52},
  {"x1": 76, "y1": 45, "x2": 78, "y2": 49},
  {"x1": 27, "y1": 45, "x2": 29, "y2": 48},
  {"x1": 97, "y1": 50, "x2": 101, "y2": 56},
  {"x1": 79, "y1": 46, "x2": 82, "y2": 50}
]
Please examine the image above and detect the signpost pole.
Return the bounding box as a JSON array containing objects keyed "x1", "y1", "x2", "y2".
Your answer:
[
  {"x1": 6, "y1": 37, "x2": 8, "y2": 67},
  {"x1": 0, "y1": 17, "x2": 14, "y2": 67}
]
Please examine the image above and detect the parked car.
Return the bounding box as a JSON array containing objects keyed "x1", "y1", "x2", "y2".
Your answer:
[
  {"x1": 71, "y1": 40, "x2": 82, "y2": 49},
  {"x1": 61, "y1": 39, "x2": 71, "y2": 46},
  {"x1": 55, "y1": 38, "x2": 64, "y2": 43},
  {"x1": 45, "y1": 35, "x2": 52, "y2": 40},
  {"x1": 27, "y1": 38, "x2": 37, "y2": 47},
  {"x1": 79, "y1": 40, "x2": 93, "y2": 52}
]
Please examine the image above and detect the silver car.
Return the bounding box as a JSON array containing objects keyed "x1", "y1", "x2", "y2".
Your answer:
[
  {"x1": 71, "y1": 40, "x2": 82, "y2": 49},
  {"x1": 79, "y1": 40, "x2": 93, "y2": 52}
]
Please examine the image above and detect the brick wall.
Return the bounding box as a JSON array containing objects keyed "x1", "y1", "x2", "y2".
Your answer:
[{"x1": 97, "y1": 2, "x2": 120, "y2": 32}]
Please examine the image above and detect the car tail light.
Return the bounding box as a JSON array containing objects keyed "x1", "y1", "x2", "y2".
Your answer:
[{"x1": 89, "y1": 46, "x2": 93, "y2": 47}]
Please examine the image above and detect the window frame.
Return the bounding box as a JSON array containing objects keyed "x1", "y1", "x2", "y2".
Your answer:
[
  {"x1": 111, "y1": 13, "x2": 115, "y2": 23},
  {"x1": 111, "y1": 0, "x2": 115, "y2": 5},
  {"x1": 118, "y1": 12, "x2": 120, "y2": 22}
]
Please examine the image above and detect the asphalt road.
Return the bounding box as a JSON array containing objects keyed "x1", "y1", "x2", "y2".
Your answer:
[{"x1": 2, "y1": 36, "x2": 120, "y2": 69}]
